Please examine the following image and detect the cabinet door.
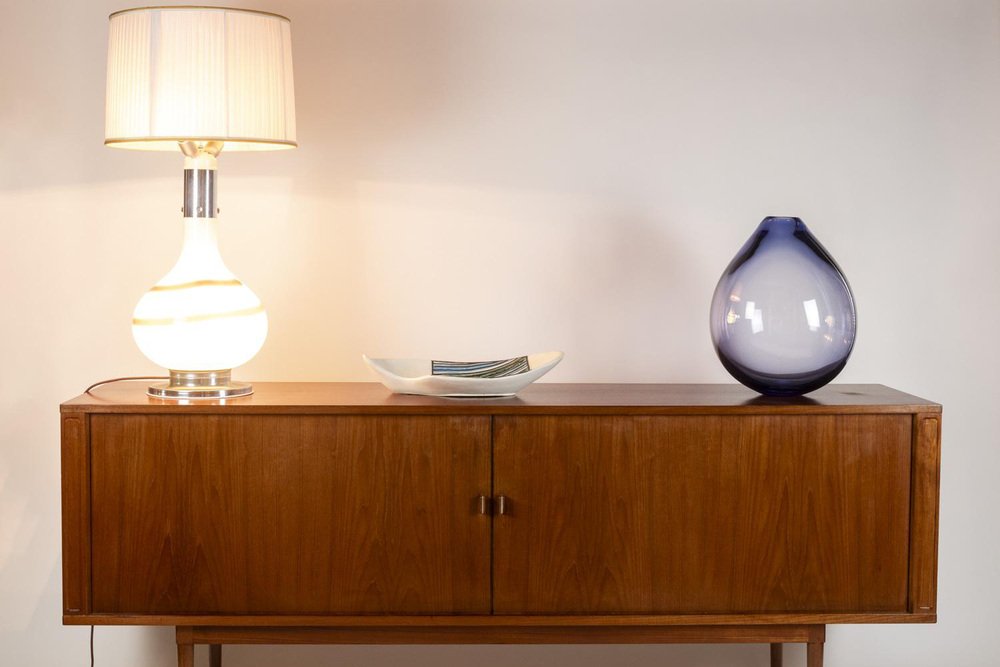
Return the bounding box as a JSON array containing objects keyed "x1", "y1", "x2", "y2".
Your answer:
[
  {"x1": 91, "y1": 414, "x2": 491, "y2": 614},
  {"x1": 493, "y1": 415, "x2": 911, "y2": 614}
]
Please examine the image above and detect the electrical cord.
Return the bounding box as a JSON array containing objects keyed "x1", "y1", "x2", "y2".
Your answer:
[
  {"x1": 90, "y1": 625, "x2": 94, "y2": 667},
  {"x1": 84, "y1": 376, "x2": 168, "y2": 395}
]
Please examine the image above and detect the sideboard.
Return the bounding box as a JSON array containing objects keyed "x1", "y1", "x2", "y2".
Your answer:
[{"x1": 61, "y1": 383, "x2": 941, "y2": 667}]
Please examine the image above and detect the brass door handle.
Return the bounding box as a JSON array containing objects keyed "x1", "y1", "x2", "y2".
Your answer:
[{"x1": 476, "y1": 495, "x2": 509, "y2": 515}]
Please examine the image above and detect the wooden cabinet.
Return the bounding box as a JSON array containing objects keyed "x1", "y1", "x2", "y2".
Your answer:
[
  {"x1": 90, "y1": 415, "x2": 491, "y2": 614},
  {"x1": 493, "y1": 414, "x2": 911, "y2": 614},
  {"x1": 61, "y1": 383, "x2": 942, "y2": 667}
]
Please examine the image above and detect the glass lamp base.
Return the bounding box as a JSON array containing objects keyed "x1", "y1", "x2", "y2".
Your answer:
[{"x1": 148, "y1": 370, "x2": 253, "y2": 399}]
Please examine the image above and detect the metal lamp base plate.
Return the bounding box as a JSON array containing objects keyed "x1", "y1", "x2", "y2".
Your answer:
[{"x1": 148, "y1": 370, "x2": 253, "y2": 400}]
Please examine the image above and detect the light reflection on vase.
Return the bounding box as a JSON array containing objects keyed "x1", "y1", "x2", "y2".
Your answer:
[{"x1": 710, "y1": 216, "x2": 857, "y2": 396}]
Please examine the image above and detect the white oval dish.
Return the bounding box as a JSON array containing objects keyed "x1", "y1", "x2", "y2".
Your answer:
[{"x1": 363, "y1": 351, "x2": 564, "y2": 398}]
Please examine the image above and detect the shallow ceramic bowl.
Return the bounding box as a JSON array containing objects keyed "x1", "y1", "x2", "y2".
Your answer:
[{"x1": 363, "y1": 351, "x2": 564, "y2": 398}]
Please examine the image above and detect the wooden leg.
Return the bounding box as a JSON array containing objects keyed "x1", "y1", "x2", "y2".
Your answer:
[
  {"x1": 807, "y1": 641, "x2": 824, "y2": 667},
  {"x1": 770, "y1": 642, "x2": 783, "y2": 667},
  {"x1": 176, "y1": 627, "x2": 194, "y2": 667},
  {"x1": 177, "y1": 643, "x2": 194, "y2": 667},
  {"x1": 209, "y1": 644, "x2": 222, "y2": 667}
]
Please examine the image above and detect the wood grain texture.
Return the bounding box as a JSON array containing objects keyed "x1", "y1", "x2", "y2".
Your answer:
[
  {"x1": 177, "y1": 644, "x2": 193, "y2": 667},
  {"x1": 909, "y1": 414, "x2": 942, "y2": 613},
  {"x1": 62, "y1": 383, "x2": 941, "y2": 416},
  {"x1": 808, "y1": 641, "x2": 825, "y2": 667},
  {"x1": 60, "y1": 414, "x2": 90, "y2": 615},
  {"x1": 176, "y1": 627, "x2": 194, "y2": 667},
  {"x1": 494, "y1": 415, "x2": 912, "y2": 614},
  {"x1": 187, "y1": 623, "x2": 824, "y2": 645},
  {"x1": 63, "y1": 612, "x2": 936, "y2": 627},
  {"x1": 90, "y1": 415, "x2": 491, "y2": 614}
]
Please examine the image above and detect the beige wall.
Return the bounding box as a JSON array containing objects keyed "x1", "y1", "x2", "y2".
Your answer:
[{"x1": 2, "y1": 0, "x2": 999, "y2": 665}]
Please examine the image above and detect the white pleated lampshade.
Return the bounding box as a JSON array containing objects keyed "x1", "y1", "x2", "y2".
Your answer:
[{"x1": 105, "y1": 6, "x2": 296, "y2": 151}]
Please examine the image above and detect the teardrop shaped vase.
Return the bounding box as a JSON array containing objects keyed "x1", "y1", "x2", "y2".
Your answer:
[{"x1": 710, "y1": 216, "x2": 857, "y2": 396}]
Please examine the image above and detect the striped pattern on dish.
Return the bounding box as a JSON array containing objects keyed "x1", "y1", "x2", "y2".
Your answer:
[{"x1": 431, "y1": 356, "x2": 530, "y2": 378}]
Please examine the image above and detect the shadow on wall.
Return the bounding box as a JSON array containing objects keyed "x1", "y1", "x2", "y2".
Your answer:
[
  {"x1": 293, "y1": 0, "x2": 469, "y2": 177},
  {"x1": 304, "y1": 178, "x2": 722, "y2": 382},
  {"x1": 218, "y1": 641, "x2": 795, "y2": 667},
  {"x1": 565, "y1": 211, "x2": 707, "y2": 380}
]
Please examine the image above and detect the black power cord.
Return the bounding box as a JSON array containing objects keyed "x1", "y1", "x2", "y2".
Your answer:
[{"x1": 90, "y1": 625, "x2": 94, "y2": 667}]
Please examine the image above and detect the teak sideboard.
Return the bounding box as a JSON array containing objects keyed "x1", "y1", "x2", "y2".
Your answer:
[{"x1": 61, "y1": 383, "x2": 942, "y2": 667}]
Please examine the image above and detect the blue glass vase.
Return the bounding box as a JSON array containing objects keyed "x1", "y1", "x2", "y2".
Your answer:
[{"x1": 710, "y1": 216, "x2": 857, "y2": 396}]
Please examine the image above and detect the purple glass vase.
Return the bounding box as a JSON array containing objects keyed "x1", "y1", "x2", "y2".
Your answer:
[{"x1": 710, "y1": 217, "x2": 857, "y2": 396}]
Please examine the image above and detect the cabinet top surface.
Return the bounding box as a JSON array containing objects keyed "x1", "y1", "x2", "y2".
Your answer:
[{"x1": 62, "y1": 382, "x2": 940, "y2": 415}]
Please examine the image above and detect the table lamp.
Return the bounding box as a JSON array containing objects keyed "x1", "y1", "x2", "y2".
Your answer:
[{"x1": 105, "y1": 6, "x2": 296, "y2": 399}]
